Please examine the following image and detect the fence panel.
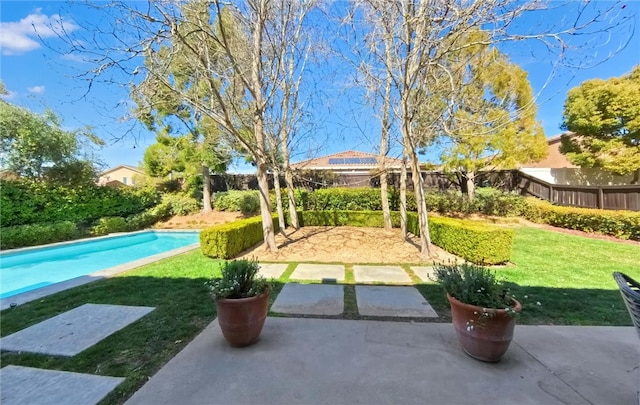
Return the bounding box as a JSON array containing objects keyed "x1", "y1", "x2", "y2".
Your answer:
[{"x1": 518, "y1": 171, "x2": 640, "y2": 211}]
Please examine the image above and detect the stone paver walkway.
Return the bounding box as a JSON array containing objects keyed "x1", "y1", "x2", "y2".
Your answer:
[
  {"x1": 271, "y1": 283, "x2": 344, "y2": 315},
  {"x1": 0, "y1": 303, "x2": 155, "y2": 356},
  {"x1": 258, "y1": 263, "x2": 288, "y2": 279},
  {"x1": 289, "y1": 263, "x2": 345, "y2": 281},
  {"x1": 410, "y1": 266, "x2": 435, "y2": 282},
  {"x1": 0, "y1": 365, "x2": 124, "y2": 405},
  {"x1": 356, "y1": 286, "x2": 438, "y2": 317},
  {"x1": 353, "y1": 265, "x2": 412, "y2": 283}
]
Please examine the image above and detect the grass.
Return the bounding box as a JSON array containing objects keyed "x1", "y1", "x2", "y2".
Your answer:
[
  {"x1": 1, "y1": 225, "x2": 638, "y2": 403},
  {"x1": 495, "y1": 226, "x2": 640, "y2": 325},
  {"x1": 0, "y1": 250, "x2": 223, "y2": 405}
]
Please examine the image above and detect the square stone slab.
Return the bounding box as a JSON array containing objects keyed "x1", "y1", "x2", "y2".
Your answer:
[
  {"x1": 411, "y1": 266, "x2": 435, "y2": 282},
  {"x1": 258, "y1": 263, "x2": 288, "y2": 279},
  {"x1": 356, "y1": 286, "x2": 438, "y2": 317},
  {"x1": 0, "y1": 303, "x2": 155, "y2": 356},
  {"x1": 290, "y1": 264, "x2": 345, "y2": 281},
  {"x1": 353, "y1": 266, "x2": 412, "y2": 283},
  {"x1": 0, "y1": 365, "x2": 124, "y2": 405},
  {"x1": 271, "y1": 283, "x2": 343, "y2": 315}
]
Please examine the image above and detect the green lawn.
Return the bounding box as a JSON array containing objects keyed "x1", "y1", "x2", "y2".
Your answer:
[
  {"x1": 1, "y1": 225, "x2": 638, "y2": 404},
  {"x1": 0, "y1": 250, "x2": 223, "y2": 405},
  {"x1": 492, "y1": 226, "x2": 638, "y2": 325}
]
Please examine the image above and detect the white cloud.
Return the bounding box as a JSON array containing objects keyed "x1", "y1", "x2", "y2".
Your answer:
[
  {"x1": 27, "y1": 85, "x2": 45, "y2": 94},
  {"x1": 0, "y1": 9, "x2": 78, "y2": 55}
]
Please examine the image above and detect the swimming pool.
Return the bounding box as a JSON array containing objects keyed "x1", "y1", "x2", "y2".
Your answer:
[{"x1": 0, "y1": 231, "x2": 200, "y2": 299}]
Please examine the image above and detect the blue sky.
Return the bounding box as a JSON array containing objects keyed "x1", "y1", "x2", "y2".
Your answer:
[{"x1": 1, "y1": 1, "x2": 639, "y2": 173}]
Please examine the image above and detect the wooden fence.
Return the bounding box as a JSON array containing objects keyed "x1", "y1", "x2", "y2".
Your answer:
[{"x1": 517, "y1": 171, "x2": 640, "y2": 211}]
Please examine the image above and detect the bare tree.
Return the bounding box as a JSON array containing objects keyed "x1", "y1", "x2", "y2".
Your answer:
[
  {"x1": 264, "y1": 0, "x2": 317, "y2": 232},
  {"x1": 352, "y1": 0, "x2": 631, "y2": 257}
]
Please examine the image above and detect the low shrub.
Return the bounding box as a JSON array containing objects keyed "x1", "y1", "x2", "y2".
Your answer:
[
  {"x1": 161, "y1": 193, "x2": 201, "y2": 216},
  {"x1": 475, "y1": 188, "x2": 528, "y2": 217},
  {"x1": 523, "y1": 198, "x2": 640, "y2": 241},
  {"x1": 293, "y1": 187, "x2": 417, "y2": 212},
  {"x1": 213, "y1": 190, "x2": 260, "y2": 216},
  {"x1": 91, "y1": 217, "x2": 129, "y2": 236},
  {"x1": 428, "y1": 217, "x2": 513, "y2": 265},
  {"x1": 126, "y1": 204, "x2": 173, "y2": 230},
  {"x1": 425, "y1": 190, "x2": 477, "y2": 214},
  {"x1": 296, "y1": 210, "x2": 395, "y2": 227},
  {"x1": 288, "y1": 210, "x2": 512, "y2": 264},
  {"x1": 200, "y1": 216, "x2": 280, "y2": 259},
  {"x1": 0, "y1": 221, "x2": 79, "y2": 249}
]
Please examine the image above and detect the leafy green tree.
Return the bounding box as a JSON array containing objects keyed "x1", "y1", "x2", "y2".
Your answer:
[
  {"x1": 0, "y1": 100, "x2": 103, "y2": 183},
  {"x1": 561, "y1": 66, "x2": 640, "y2": 183},
  {"x1": 132, "y1": 5, "x2": 232, "y2": 212},
  {"x1": 437, "y1": 31, "x2": 548, "y2": 199}
]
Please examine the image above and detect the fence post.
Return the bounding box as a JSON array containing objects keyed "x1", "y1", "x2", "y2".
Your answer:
[
  {"x1": 549, "y1": 185, "x2": 554, "y2": 203},
  {"x1": 598, "y1": 187, "x2": 604, "y2": 209}
]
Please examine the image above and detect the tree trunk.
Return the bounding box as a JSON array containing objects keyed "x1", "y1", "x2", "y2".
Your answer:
[
  {"x1": 256, "y1": 161, "x2": 277, "y2": 252},
  {"x1": 284, "y1": 165, "x2": 299, "y2": 229},
  {"x1": 632, "y1": 169, "x2": 639, "y2": 185},
  {"x1": 380, "y1": 169, "x2": 392, "y2": 229},
  {"x1": 466, "y1": 171, "x2": 476, "y2": 200},
  {"x1": 379, "y1": 33, "x2": 393, "y2": 230},
  {"x1": 400, "y1": 154, "x2": 408, "y2": 239},
  {"x1": 409, "y1": 151, "x2": 432, "y2": 257},
  {"x1": 251, "y1": 0, "x2": 276, "y2": 253},
  {"x1": 273, "y1": 169, "x2": 287, "y2": 232},
  {"x1": 202, "y1": 165, "x2": 212, "y2": 213}
]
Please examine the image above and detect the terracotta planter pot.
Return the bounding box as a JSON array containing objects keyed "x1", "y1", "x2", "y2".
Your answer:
[
  {"x1": 216, "y1": 292, "x2": 269, "y2": 347},
  {"x1": 447, "y1": 294, "x2": 522, "y2": 362}
]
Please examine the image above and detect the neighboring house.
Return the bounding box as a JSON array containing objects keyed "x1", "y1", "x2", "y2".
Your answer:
[
  {"x1": 520, "y1": 132, "x2": 635, "y2": 186},
  {"x1": 521, "y1": 132, "x2": 577, "y2": 169},
  {"x1": 98, "y1": 165, "x2": 145, "y2": 186},
  {"x1": 292, "y1": 150, "x2": 403, "y2": 174},
  {"x1": 291, "y1": 150, "x2": 404, "y2": 188}
]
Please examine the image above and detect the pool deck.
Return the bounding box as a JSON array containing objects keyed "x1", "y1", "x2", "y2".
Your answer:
[{"x1": 0, "y1": 232, "x2": 199, "y2": 310}]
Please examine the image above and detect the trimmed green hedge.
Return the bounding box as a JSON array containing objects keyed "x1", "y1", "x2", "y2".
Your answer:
[
  {"x1": 0, "y1": 221, "x2": 79, "y2": 249},
  {"x1": 0, "y1": 204, "x2": 173, "y2": 250},
  {"x1": 523, "y1": 198, "x2": 640, "y2": 241},
  {"x1": 428, "y1": 217, "x2": 513, "y2": 265},
  {"x1": 0, "y1": 180, "x2": 160, "y2": 227},
  {"x1": 200, "y1": 210, "x2": 513, "y2": 264},
  {"x1": 200, "y1": 216, "x2": 280, "y2": 259}
]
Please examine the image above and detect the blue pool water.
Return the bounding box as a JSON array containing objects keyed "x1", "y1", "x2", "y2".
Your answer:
[{"x1": 0, "y1": 231, "x2": 200, "y2": 299}]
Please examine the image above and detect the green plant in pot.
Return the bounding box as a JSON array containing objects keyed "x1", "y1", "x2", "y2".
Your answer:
[
  {"x1": 208, "y1": 258, "x2": 270, "y2": 347},
  {"x1": 434, "y1": 262, "x2": 522, "y2": 362}
]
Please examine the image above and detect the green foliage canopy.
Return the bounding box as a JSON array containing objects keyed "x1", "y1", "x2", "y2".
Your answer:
[
  {"x1": 0, "y1": 100, "x2": 103, "y2": 183},
  {"x1": 561, "y1": 66, "x2": 640, "y2": 179},
  {"x1": 437, "y1": 31, "x2": 547, "y2": 179}
]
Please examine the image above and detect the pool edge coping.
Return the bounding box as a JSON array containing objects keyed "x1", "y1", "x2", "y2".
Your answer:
[
  {"x1": 0, "y1": 242, "x2": 200, "y2": 311},
  {"x1": 0, "y1": 229, "x2": 200, "y2": 256}
]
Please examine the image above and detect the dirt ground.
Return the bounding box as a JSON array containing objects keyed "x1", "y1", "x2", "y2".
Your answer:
[
  {"x1": 155, "y1": 211, "x2": 457, "y2": 263},
  {"x1": 154, "y1": 210, "x2": 638, "y2": 264},
  {"x1": 239, "y1": 226, "x2": 459, "y2": 264}
]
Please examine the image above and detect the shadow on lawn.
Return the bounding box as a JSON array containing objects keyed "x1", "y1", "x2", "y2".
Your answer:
[{"x1": 416, "y1": 282, "x2": 631, "y2": 326}]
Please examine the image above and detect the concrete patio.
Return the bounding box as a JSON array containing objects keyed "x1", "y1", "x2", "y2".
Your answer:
[{"x1": 126, "y1": 317, "x2": 640, "y2": 405}]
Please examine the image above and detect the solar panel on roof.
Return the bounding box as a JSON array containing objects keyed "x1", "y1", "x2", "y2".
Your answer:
[{"x1": 328, "y1": 157, "x2": 377, "y2": 165}]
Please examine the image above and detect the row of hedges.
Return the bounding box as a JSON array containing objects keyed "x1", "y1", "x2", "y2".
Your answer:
[
  {"x1": 200, "y1": 210, "x2": 513, "y2": 264},
  {"x1": 0, "y1": 204, "x2": 172, "y2": 250},
  {"x1": 200, "y1": 215, "x2": 281, "y2": 259},
  {"x1": 523, "y1": 198, "x2": 640, "y2": 241},
  {"x1": 0, "y1": 180, "x2": 160, "y2": 227}
]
